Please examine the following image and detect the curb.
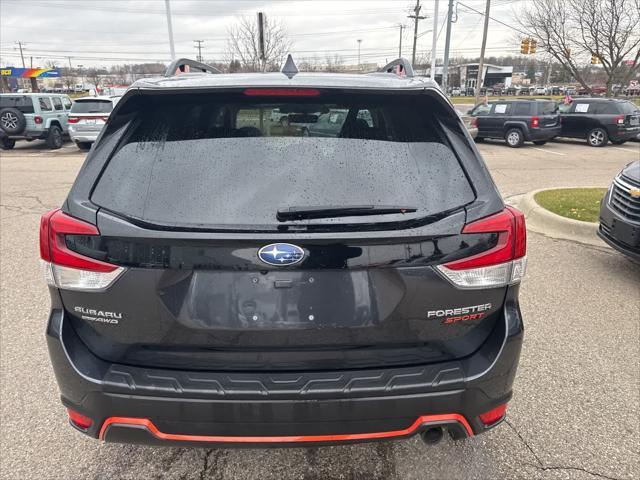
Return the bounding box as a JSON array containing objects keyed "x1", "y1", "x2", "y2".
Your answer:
[{"x1": 517, "y1": 188, "x2": 608, "y2": 247}]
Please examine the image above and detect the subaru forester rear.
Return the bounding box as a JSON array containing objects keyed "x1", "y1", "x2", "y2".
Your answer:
[{"x1": 42, "y1": 58, "x2": 525, "y2": 447}]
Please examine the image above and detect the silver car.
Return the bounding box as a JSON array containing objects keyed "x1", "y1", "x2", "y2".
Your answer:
[{"x1": 68, "y1": 96, "x2": 120, "y2": 150}]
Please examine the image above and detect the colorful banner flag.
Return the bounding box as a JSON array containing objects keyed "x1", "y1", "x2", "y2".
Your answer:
[{"x1": 0, "y1": 67, "x2": 61, "y2": 78}]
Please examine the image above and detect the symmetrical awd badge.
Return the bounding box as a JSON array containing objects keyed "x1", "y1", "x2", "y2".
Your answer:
[{"x1": 258, "y1": 243, "x2": 305, "y2": 266}]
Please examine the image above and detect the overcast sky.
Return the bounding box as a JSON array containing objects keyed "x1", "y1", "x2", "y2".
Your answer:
[{"x1": 0, "y1": 0, "x2": 527, "y2": 69}]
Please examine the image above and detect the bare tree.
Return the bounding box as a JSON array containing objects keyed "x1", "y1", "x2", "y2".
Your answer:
[
  {"x1": 518, "y1": 0, "x2": 640, "y2": 96},
  {"x1": 324, "y1": 54, "x2": 344, "y2": 72},
  {"x1": 226, "y1": 16, "x2": 291, "y2": 72}
]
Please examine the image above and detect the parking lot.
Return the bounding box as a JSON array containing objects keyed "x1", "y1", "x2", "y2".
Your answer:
[{"x1": 1, "y1": 139, "x2": 639, "y2": 479}]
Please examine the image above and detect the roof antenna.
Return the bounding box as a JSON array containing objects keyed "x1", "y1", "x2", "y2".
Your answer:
[{"x1": 281, "y1": 54, "x2": 298, "y2": 79}]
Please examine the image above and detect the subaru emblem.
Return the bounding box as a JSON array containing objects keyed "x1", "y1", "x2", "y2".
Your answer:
[{"x1": 258, "y1": 243, "x2": 305, "y2": 266}]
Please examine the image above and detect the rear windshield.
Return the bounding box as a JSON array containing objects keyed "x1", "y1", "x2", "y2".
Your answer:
[
  {"x1": 92, "y1": 92, "x2": 474, "y2": 231},
  {"x1": 0, "y1": 95, "x2": 34, "y2": 113},
  {"x1": 71, "y1": 99, "x2": 113, "y2": 114}
]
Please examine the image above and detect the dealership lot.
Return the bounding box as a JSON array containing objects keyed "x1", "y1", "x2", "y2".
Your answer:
[{"x1": 1, "y1": 140, "x2": 638, "y2": 479}]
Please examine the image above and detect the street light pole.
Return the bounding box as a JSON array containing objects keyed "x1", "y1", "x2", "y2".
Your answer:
[
  {"x1": 430, "y1": 0, "x2": 439, "y2": 80},
  {"x1": 164, "y1": 0, "x2": 176, "y2": 60},
  {"x1": 357, "y1": 39, "x2": 362, "y2": 70},
  {"x1": 398, "y1": 24, "x2": 404, "y2": 57},
  {"x1": 474, "y1": 0, "x2": 491, "y2": 105}
]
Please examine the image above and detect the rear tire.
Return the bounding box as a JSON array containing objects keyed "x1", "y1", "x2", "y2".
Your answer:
[
  {"x1": 533, "y1": 140, "x2": 546, "y2": 145},
  {"x1": 46, "y1": 125, "x2": 63, "y2": 149},
  {"x1": 75, "y1": 141, "x2": 92, "y2": 151},
  {"x1": 587, "y1": 128, "x2": 608, "y2": 147},
  {"x1": 474, "y1": 137, "x2": 484, "y2": 143},
  {"x1": 505, "y1": 128, "x2": 524, "y2": 148},
  {"x1": 1, "y1": 138, "x2": 16, "y2": 150}
]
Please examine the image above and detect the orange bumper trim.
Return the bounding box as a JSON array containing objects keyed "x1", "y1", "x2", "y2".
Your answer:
[{"x1": 99, "y1": 413, "x2": 473, "y2": 443}]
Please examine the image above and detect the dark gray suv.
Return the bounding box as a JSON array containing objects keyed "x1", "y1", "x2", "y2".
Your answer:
[
  {"x1": 41, "y1": 58, "x2": 526, "y2": 448},
  {"x1": 469, "y1": 99, "x2": 561, "y2": 147}
]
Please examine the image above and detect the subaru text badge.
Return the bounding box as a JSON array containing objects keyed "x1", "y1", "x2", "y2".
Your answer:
[{"x1": 258, "y1": 243, "x2": 305, "y2": 266}]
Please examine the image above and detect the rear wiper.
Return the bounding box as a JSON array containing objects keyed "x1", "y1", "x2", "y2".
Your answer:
[{"x1": 277, "y1": 205, "x2": 417, "y2": 221}]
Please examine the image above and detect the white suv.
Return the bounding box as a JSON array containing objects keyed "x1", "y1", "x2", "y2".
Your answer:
[{"x1": 68, "y1": 96, "x2": 120, "y2": 150}]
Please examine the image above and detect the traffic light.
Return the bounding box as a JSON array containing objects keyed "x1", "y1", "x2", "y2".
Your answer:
[
  {"x1": 520, "y1": 38, "x2": 530, "y2": 55},
  {"x1": 591, "y1": 55, "x2": 600, "y2": 64},
  {"x1": 529, "y1": 40, "x2": 537, "y2": 54}
]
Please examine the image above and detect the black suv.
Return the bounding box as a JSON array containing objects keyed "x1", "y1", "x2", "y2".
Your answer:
[
  {"x1": 599, "y1": 161, "x2": 640, "y2": 260},
  {"x1": 42, "y1": 58, "x2": 526, "y2": 447},
  {"x1": 558, "y1": 98, "x2": 640, "y2": 147},
  {"x1": 469, "y1": 99, "x2": 561, "y2": 147}
]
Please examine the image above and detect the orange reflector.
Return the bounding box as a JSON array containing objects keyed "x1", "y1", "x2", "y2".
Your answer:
[
  {"x1": 479, "y1": 404, "x2": 508, "y2": 426},
  {"x1": 67, "y1": 408, "x2": 93, "y2": 430}
]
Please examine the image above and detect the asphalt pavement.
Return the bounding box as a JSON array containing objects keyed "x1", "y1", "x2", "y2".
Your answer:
[{"x1": 1, "y1": 139, "x2": 639, "y2": 480}]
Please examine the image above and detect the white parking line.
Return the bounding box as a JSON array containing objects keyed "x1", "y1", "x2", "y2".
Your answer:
[
  {"x1": 530, "y1": 147, "x2": 566, "y2": 156},
  {"x1": 610, "y1": 146, "x2": 639, "y2": 153}
]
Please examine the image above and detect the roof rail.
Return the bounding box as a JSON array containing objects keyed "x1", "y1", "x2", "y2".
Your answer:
[
  {"x1": 378, "y1": 58, "x2": 414, "y2": 78},
  {"x1": 164, "y1": 58, "x2": 222, "y2": 77}
]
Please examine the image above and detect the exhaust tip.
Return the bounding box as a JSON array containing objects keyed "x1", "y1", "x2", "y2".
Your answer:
[{"x1": 421, "y1": 427, "x2": 444, "y2": 445}]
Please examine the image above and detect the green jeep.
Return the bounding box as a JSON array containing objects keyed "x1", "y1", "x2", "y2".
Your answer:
[{"x1": 0, "y1": 93, "x2": 72, "y2": 149}]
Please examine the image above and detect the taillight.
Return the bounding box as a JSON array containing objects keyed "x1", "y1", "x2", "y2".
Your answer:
[
  {"x1": 67, "y1": 116, "x2": 79, "y2": 124},
  {"x1": 614, "y1": 115, "x2": 625, "y2": 125},
  {"x1": 531, "y1": 116, "x2": 539, "y2": 128},
  {"x1": 436, "y1": 206, "x2": 527, "y2": 289},
  {"x1": 40, "y1": 209, "x2": 124, "y2": 291},
  {"x1": 243, "y1": 88, "x2": 321, "y2": 96},
  {"x1": 34, "y1": 116, "x2": 43, "y2": 124},
  {"x1": 67, "y1": 408, "x2": 93, "y2": 430},
  {"x1": 479, "y1": 404, "x2": 508, "y2": 426}
]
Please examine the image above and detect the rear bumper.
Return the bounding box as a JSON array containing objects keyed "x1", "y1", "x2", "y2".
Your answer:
[
  {"x1": 68, "y1": 128, "x2": 99, "y2": 143},
  {"x1": 46, "y1": 287, "x2": 523, "y2": 447},
  {"x1": 609, "y1": 127, "x2": 640, "y2": 142}
]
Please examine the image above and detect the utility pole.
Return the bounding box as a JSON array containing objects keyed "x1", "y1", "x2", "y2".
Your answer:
[
  {"x1": 441, "y1": 0, "x2": 455, "y2": 93},
  {"x1": 474, "y1": 0, "x2": 491, "y2": 105},
  {"x1": 164, "y1": 0, "x2": 176, "y2": 60},
  {"x1": 15, "y1": 41, "x2": 38, "y2": 92},
  {"x1": 357, "y1": 39, "x2": 362, "y2": 70},
  {"x1": 408, "y1": 0, "x2": 427, "y2": 65},
  {"x1": 430, "y1": 0, "x2": 439, "y2": 79},
  {"x1": 398, "y1": 24, "x2": 405, "y2": 57},
  {"x1": 193, "y1": 40, "x2": 204, "y2": 62},
  {"x1": 16, "y1": 41, "x2": 25, "y2": 67},
  {"x1": 257, "y1": 12, "x2": 266, "y2": 72}
]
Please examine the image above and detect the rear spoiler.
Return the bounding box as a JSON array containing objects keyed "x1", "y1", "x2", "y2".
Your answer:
[{"x1": 164, "y1": 58, "x2": 222, "y2": 77}]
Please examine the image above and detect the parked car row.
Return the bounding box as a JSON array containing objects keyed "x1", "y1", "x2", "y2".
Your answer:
[
  {"x1": 468, "y1": 98, "x2": 640, "y2": 147},
  {"x1": 0, "y1": 93, "x2": 120, "y2": 150}
]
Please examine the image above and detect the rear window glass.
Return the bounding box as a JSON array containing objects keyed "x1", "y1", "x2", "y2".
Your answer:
[
  {"x1": 618, "y1": 102, "x2": 638, "y2": 114},
  {"x1": 39, "y1": 97, "x2": 52, "y2": 111},
  {"x1": 92, "y1": 92, "x2": 475, "y2": 231},
  {"x1": 511, "y1": 103, "x2": 530, "y2": 116},
  {"x1": 71, "y1": 100, "x2": 113, "y2": 114},
  {"x1": 536, "y1": 102, "x2": 557, "y2": 115},
  {"x1": 593, "y1": 103, "x2": 620, "y2": 114},
  {"x1": 0, "y1": 95, "x2": 34, "y2": 113},
  {"x1": 52, "y1": 97, "x2": 63, "y2": 111}
]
